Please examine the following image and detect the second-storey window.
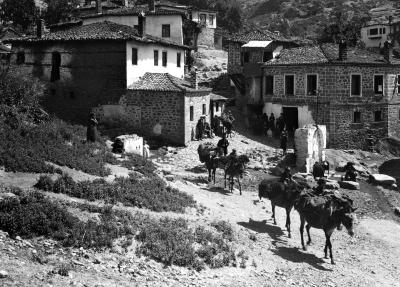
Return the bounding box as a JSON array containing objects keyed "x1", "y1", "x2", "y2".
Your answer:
[
  {"x1": 306, "y1": 74, "x2": 317, "y2": 95},
  {"x1": 285, "y1": 75, "x2": 295, "y2": 95},
  {"x1": 244, "y1": 52, "x2": 250, "y2": 63},
  {"x1": 374, "y1": 75, "x2": 383, "y2": 94},
  {"x1": 209, "y1": 14, "x2": 214, "y2": 26},
  {"x1": 202, "y1": 104, "x2": 206, "y2": 115},
  {"x1": 265, "y1": 75, "x2": 274, "y2": 95},
  {"x1": 190, "y1": 106, "x2": 194, "y2": 121},
  {"x1": 162, "y1": 51, "x2": 167, "y2": 67},
  {"x1": 154, "y1": 50, "x2": 159, "y2": 66},
  {"x1": 132, "y1": 48, "x2": 138, "y2": 65},
  {"x1": 353, "y1": 111, "x2": 361, "y2": 123},
  {"x1": 351, "y1": 74, "x2": 361, "y2": 96},
  {"x1": 177, "y1": 52, "x2": 181, "y2": 67},
  {"x1": 51, "y1": 52, "x2": 61, "y2": 82},
  {"x1": 162, "y1": 24, "x2": 170, "y2": 37}
]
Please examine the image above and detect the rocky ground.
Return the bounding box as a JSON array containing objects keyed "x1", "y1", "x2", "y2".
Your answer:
[{"x1": 1, "y1": 109, "x2": 400, "y2": 286}]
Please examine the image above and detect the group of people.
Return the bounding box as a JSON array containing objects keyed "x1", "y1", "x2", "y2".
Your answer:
[
  {"x1": 196, "y1": 116, "x2": 213, "y2": 140},
  {"x1": 261, "y1": 112, "x2": 286, "y2": 137}
]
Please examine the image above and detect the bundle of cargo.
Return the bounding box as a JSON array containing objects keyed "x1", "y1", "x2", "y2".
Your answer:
[{"x1": 197, "y1": 142, "x2": 217, "y2": 163}]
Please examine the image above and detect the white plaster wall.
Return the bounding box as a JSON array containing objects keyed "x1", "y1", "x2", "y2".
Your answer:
[
  {"x1": 192, "y1": 10, "x2": 217, "y2": 29},
  {"x1": 273, "y1": 46, "x2": 283, "y2": 58},
  {"x1": 263, "y1": 103, "x2": 315, "y2": 127},
  {"x1": 361, "y1": 25, "x2": 389, "y2": 48},
  {"x1": 126, "y1": 41, "x2": 185, "y2": 86},
  {"x1": 83, "y1": 14, "x2": 184, "y2": 44}
]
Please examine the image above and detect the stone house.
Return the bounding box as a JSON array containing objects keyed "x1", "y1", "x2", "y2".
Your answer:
[
  {"x1": 7, "y1": 20, "x2": 189, "y2": 123},
  {"x1": 261, "y1": 43, "x2": 400, "y2": 149},
  {"x1": 227, "y1": 30, "x2": 297, "y2": 115},
  {"x1": 116, "y1": 72, "x2": 212, "y2": 144}
]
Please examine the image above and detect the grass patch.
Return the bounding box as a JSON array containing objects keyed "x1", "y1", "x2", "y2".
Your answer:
[
  {"x1": 35, "y1": 173, "x2": 196, "y2": 213},
  {"x1": 0, "y1": 119, "x2": 117, "y2": 176}
]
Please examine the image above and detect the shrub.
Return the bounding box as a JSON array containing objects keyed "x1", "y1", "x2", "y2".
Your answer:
[
  {"x1": 0, "y1": 118, "x2": 117, "y2": 176},
  {"x1": 211, "y1": 220, "x2": 235, "y2": 241},
  {"x1": 121, "y1": 154, "x2": 157, "y2": 177},
  {"x1": 35, "y1": 173, "x2": 196, "y2": 213},
  {"x1": 34, "y1": 175, "x2": 55, "y2": 191}
]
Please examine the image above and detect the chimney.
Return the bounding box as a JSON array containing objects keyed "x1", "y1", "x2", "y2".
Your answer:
[
  {"x1": 191, "y1": 68, "x2": 198, "y2": 90},
  {"x1": 383, "y1": 40, "x2": 393, "y2": 63},
  {"x1": 149, "y1": 0, "x2": 155, "y2": 12},
  {"x1": 138, "y1": 12, "x2": 146, "y2": 37},
  {"x1": 338, "y1": 40, "x2": 347, "y2": 61},
  {"x1": 36, "y1": 19, "x2": 45, "y2": 38},
  {"x1": 96, "y1": 0, "x2": 102, "y2": 14}
]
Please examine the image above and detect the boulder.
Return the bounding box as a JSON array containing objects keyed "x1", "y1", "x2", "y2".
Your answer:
[
  {"x1": 369, "y1": 174, "x2": 397, "y2": 186},
  {"x1": 165, "y1": 175, "x2": 174, "y2": 182},
  {"x1": 324, "y1": 180, "x2": 340, "y2": 190},
  {"x1": 335, "y1": 162, "x2": 347, "y2": 172},
  {"x1": 0, "y1": 270, "x2": 8, "y2": 279},
  {"x1": 339, "y1": 181, "x2": 360, "y2": 190},
  {"x1": 395, "y1": 207, "x2": 400, "y2": 217}
]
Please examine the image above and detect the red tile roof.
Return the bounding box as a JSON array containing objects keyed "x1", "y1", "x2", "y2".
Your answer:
[
  {"x1": 128, "y1": 73, "x2": 211, "y2": 92},
  {"x1": 228, "y1": 30, "x2": 291, "y2": 44},
  {"x1": 264, "y1": 43, "x2": 400, "y2": 66},
  {"x1": 6, "y1": 21, "x2": 190, "y2": 50},
  {"x1": 81, "y1": 7, "x2": 185, "y2": 19}
]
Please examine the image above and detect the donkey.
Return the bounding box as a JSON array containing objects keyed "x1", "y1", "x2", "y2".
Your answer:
[
  {"x1": 295, "y1": 192, "x2": 357, "y2": 264},
  {"x1": 225, "y1": 154, "x2": 249, "y2": 195},
  {"x1": 205, "y1": 152, "x2": 228, "y2": 184},
  {"x1": 258, "y1": 179, "x2": 305, "y2": 238}
]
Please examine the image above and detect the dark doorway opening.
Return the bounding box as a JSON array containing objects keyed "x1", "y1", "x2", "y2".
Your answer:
[{"x1": 282, "y1": 106, "x2": 298, "y2": 136}]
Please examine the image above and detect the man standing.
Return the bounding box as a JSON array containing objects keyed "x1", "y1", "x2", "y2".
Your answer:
[
  {"x1": 280, "y1": 129, "x2": 288, "y2": 156},
  {"x1": 86, "y1": 112, "x2": 98, "y2": 142},
  {"x1": 217, "y1": 133, "x2": 230, "y2": 156},
  {"x1": 269, "y1": 113, "x2": 275, "y2": 136},
  {"x1": 276, "y1": 113, "x2": 285, "y2": 134}
]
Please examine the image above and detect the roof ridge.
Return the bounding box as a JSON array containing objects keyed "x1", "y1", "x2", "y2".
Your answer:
[
  {"x1": 166, "y1": 73, "x2": 186, "y2": 91},
  {"x1": 317, "y1": 44, "x2": 330, "y2": 63}
]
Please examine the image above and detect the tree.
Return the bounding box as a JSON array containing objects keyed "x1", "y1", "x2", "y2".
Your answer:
[
  {"x1": 0, "y1": 0, "x2": 37, "y2": 31},
  {"x1": 319, "y1": 2, "x2": 370, "y2": 46},
  {"x1": 43, "y1": 0, "x2": 80, "y2": 25}
]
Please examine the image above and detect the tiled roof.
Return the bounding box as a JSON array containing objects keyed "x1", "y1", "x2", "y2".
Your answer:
[
  {"x1": 209, "y1": 93, "x2": 228, "y2": 101},
  {"x1": 6, "y1": 21, "x2": 190, "y2": 50},
  {"x1": 228, "y1": 30, "x2": 290, "y2": 43},
  {"x1": 264, "y1": 43, "x2": 400, "y2": 66},
  {"x1": 128, "y1": 73, "x2": 211, "y2": 92},
  {"x1": 81, "y1": 7, "x2": 185, "y2": 19}
]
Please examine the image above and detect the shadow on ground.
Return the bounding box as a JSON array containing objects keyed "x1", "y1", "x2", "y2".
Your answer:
[
  {"x1": 185, "y1": 165, "x2": 207, "y2": 174},
  {"x1": 238, "y1": 219, "x2": 332, "y2": 271}
]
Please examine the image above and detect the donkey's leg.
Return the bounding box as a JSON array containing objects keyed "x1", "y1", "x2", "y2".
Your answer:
[
  {"x1": 272, "y1": 203, "x2": 277, "y2": 225},
  {"x1": 285, "y1": 208, "x2": 291, "y2": 238},
  {"x1": 213, "y1": 168, "x2": 216, "y2": 184},
  {"x1": 300, "y1": 216, "x2": 306, "y2": 251},
  {"x1": 306, "y1": 224, "x2": 312, "y2": 245},
  {"x1": 238, "y1": 177, "x2": 242, "y2": 195},
  {"x1": 224, "y1": 171, "x2": 227, "y2": 188},
  {"x1": 208, "y1": 168, "x2": 212, "y2": 182},
  {"x1": 326, "y1": 231, "x2": 335, "y2": 264}
]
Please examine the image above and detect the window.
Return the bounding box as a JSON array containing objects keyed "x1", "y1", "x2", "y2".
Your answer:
[
  {"x1": 265, "y1": 75, "x2": 274, "y2": 95},
  {"x1": 177, "y1": 52, "x2": 181, "y2": 67},
  {"x1": 216, "y1": 102, "x2": 219, "y2": 112},
  {"x1": 132, "y1": 48, "x2": 138, "y2": 65},
  {"x1": 154, "y1": 50, "x2": 159, "y2": 66},
  {"x1": 244, "y1": 52, "x2": 250, "y2": 63},
  {"x1": 190, "y1": 106, "x2": 194, "y2": 121},
  {"x1": 199, "y1": 14, "x2": 206, "y2": 24},
  {"x1": 162, "y1": 24, "x2": 170, "y2": 37},
  {"x1": 374, "y1": 75, "x2": 384, "y2": 94},
  {"x1": 202, "y1": 104, "x2": 206, "y2": 115},
  {"x1": 208, "y1": 14, "x2": 214, "y2": 26},
  {"x1": 263, "y1": 51, "x2": 273, "y2": 62},
  {"x1": 162, "y1": 51, "x2": 167, "y2": 67},
  {"x1": 353, "y1": 111, "x2": 361, "y2": 123},
  {"x1": 51, "y1": 52, "x2": 61, "y2": 82},
  {"x1": 351, "y1": 74, "x2": 361, "y2": 96},
  {"x1": 16, "y1": 51, "x2": 25, "y2": 65},
  {"x1": 306, "y1": 74, "x2": 318, "y2": 95},
  {"x1": 285, "y1": 75, "x2": 295, "y2": 95},
  {"x1": 369, "y1": 28, "x2": 378, "y2": 36},
  {"x1": 374, "y1": 110, "x2": 382, "y2": 122}
]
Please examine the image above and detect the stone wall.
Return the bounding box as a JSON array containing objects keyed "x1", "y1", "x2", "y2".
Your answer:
[
  {"x1": 10, "y1": 41, "x2": 127, "y2": 123},
  {"x1": 124, "y1": 90, "x2": 186, "y2": 144},
  {"x1": 197, "y1": 27, "x2": 215, "y2": 48},
  {"x1": 184, "y1": 91, "x2": 211, "y2": 143},
  {"x1": 388, "y1": 103, "x2": 400, "y2": 138},
  {"x1": 227, "y1": 42, "x2": 242, "y2": 75}
]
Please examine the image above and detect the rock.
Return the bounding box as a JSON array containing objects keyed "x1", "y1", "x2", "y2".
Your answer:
[
  {"x1": 0, "y1": 270, "x2": 8, "y2": 278},
  {"x1": 165, "y1": 175, "x2": 174, "y2": 182},
  {"x1": 270, "y1": 167, "x2": 283, "y2": 176},
  {"x1": 339, "y1": 181, "x2": 360, "y2": 190},
  {"x1": 335, "y1": 162, "x2": 348, "y2": 172},
  {"x1": 324, "y1": 180, "x2": 340, "y2": 190},
  {"x1": 15, "y1": 236, "x2": 22, "y2": 241},
  {"x1": 394, "y1": 207, "x2": 400, "y2": 217},
  {"x1": 369, "y1": 174, "x2": 396, "y2": 186}
]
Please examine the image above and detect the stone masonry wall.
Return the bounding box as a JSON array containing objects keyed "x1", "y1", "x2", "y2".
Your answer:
[
  {"x1": 197, "y1": 27, "x2": 215, "y2": 48},
  {"x1": 227, "y1": 42, "x2": 243, "y2": 75},
  {"x1": 124, "y1": 90, "x2": 185, "y2": 145},
  {"x1": 388, "y1": 103, "x2": 400, "y2": 138},
  {"x1": 184, "y1": 91, "x2": 211, "y2": 144},
  {"x1": 10, "y1": 41, "x2": 127, "y2": 123},
  {"x1": 262, "y1": 64, "x2": 400, "y2": 148}
]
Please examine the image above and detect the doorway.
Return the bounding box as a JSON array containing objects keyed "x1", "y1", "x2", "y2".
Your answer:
[{"x1": 282, "y1": 106, "x2": 298, "y2": 136}]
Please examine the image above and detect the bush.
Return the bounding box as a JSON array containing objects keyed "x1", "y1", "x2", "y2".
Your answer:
[
  {"x1": 121, "y1": 154, "x2": 157, "y2": 177},
  {"x1": 211, "y1": 220, "x2": 235, "y2": 242},
  {"x1": 36, "y1": 174, "x2": 196, "y2": 213},
  {"x1": 0, "y1": 118, "x2": 117, "y2": 176},
  {"x1": 0, "y1": 191, "x2": 136, "y2": 248},
  {"x1": 34, "y1": 175, "x2": 55, "y2": 191}
]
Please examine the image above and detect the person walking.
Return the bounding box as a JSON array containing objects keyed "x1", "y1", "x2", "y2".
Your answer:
[
  {"x1": 217, "y1": 133, "x2": 230, "y2": 156},
  {"x1": 86, "y1": 112, "x2": 98, "y2": 142},
  {"x1": 269, "y1": 113, "x2": 275, "y2": 136},
  {"x1": 280, "y1": 129, "x2": 288, "y2": 156}
]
